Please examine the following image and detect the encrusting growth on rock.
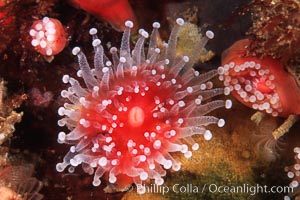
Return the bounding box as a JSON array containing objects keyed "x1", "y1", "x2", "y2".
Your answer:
[{"x1": 0, "y1": 80, "x2": 25, "y2": 146}]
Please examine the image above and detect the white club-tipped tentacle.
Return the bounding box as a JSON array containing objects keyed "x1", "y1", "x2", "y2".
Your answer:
[
  {"x1": 166, "y1": 18, "x2": 185, "y2": 67},
  {"x1": 120, "y1": 20, "x2": 133, "y2": 68},
  {"x1": 147, "y1": 21, "x2": 160, "y2": 59},
  {"x1": 132, "y1": 29, "x2": 149, "y2": 66},
  {"x1": 72, "y1": 47, "x2": 98, "y2": 89}
]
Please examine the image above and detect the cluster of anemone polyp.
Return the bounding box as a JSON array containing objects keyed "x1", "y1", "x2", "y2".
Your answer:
[
  {"x1": 217, "y1": 62, "x2": 282, "y2": 117},
  {"x1": 56, "y1": 18, "x2": 232, "y2": 194}
]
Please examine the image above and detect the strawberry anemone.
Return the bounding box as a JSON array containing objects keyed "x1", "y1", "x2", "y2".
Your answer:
[
  {"x1": 218, "y1": 39, "x2": 300, "y2": 118},
  {"x1": 218, "y1": 39, "x2": 300, "y2": 145},
  {"x1": 29, "y1": 17, "x2": 67, "y2": 56},
  {"x1": 56, "y1": 18, "x2": 232, "y2": 193}
]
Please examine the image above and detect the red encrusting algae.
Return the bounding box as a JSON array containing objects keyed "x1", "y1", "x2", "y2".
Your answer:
[
  {"x1": 29, "y1": 17, "x2": 67, "y2": 56},
  {"x1": 56, "y1": 18, "x2": 232, "y2": 193},
  {"x1": 218, "y1": 39, "x2": 300, "y2": 118},
  {"x1": 69, "y1": 0, "x2": 137, "y2": 31}
]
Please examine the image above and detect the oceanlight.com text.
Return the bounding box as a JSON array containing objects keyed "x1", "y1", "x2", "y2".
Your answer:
[{"x1": 135, "y1": 183, "x2": 293, "y2": 196}]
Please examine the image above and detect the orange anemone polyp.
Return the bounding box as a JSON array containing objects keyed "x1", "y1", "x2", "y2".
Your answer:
[{"x1": 218, "y1": 39, "x2": 300, "y2": 117}]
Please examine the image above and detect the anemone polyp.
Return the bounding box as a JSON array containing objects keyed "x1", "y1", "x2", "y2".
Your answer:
[
  {"x1": 29, "y1": 17, "x2": 67, "y2": 56},
  {"x1": 218, "y1": 39, "x2": 300, "y2": 118},
  {"x1": 56, "y1": 18, "x2": 231, "y2": 193},
  {"x1": 218, "y1": 60, "x2": 282, "y2": 117}
]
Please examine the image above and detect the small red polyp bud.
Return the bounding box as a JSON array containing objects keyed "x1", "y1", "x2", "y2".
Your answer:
[
  {"x1": 29, "y1": 17, "x2": 67, "y2": 56},
  {"x1": 69, "y1": 0, "x2": 137, "y2": 31}
]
